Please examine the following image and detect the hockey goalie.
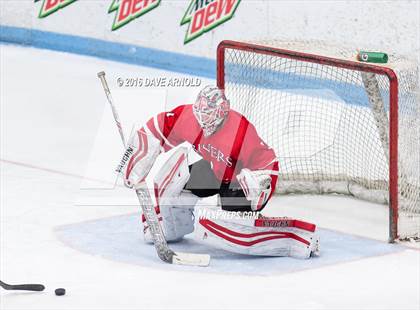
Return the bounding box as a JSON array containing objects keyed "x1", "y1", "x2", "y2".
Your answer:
[{"x1": 118, "y1": 85, "x2": 320, "y2": 259}]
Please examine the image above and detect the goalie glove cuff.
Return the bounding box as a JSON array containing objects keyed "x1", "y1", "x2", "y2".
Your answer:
[{"x1": 237, "y1": 168, "x2": 272, "y2": 211}]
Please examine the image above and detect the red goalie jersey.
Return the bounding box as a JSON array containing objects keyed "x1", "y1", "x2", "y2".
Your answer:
[{"x1": 142, "y1": 104, "x2": 279, "y2": 196}]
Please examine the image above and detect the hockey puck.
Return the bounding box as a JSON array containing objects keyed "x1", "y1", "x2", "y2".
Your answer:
[{"x1": 55, "y1": 288, "x2": 66, "y2": 296}]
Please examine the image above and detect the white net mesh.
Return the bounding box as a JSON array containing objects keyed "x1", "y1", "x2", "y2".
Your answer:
[{"x1": 219, "y1": 40, "x2": 419, "y2": 240}]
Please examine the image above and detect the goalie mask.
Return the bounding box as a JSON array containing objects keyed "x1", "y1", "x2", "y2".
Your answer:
[{"x1": 193, "y1": 85, "x2": 230, "y2": 137}]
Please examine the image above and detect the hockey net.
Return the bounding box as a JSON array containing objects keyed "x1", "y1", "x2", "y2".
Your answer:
[{"x1": 217, "y1": 40, "x2": 419, "y2": 242}]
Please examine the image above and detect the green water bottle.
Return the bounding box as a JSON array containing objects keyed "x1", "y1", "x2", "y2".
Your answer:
[{"x1": 357, "y1": 51, "x2": 388, "y2": 64}]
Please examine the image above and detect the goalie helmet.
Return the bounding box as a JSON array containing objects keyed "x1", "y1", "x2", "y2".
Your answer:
[{"x1": 193, "y1": 85, "x2": 230, "y2": 137}]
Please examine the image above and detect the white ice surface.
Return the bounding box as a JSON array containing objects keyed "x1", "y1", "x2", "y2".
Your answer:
[{"x1": 1, "y1": 44, "x2": 419, "y2": 310}]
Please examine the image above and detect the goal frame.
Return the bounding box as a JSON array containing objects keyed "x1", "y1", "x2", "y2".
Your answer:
[{"x1": 216, "y1": 40, "x2": 400, "y2": 242}]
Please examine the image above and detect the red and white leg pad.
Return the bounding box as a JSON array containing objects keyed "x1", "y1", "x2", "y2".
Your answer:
[
  {"x1": 141, "y1": 193, "x2": 198, "y2": 243},
  {"x1": 142, "y1": 147, "x2": 198, "y2": 243},
  {"x1": 194, "y1": 204, "x2": 319, "y2": 259}
]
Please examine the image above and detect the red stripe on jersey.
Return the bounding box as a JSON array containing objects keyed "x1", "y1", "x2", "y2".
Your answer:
[
  {"x1": 199, "y1": 219, "x2": 310, "y2": 246},
  {"x1": 145, "y1": 120, "x2": 162, "y2": 145},
  {"x1": 147, "y1": 111, "x2": 182, "y2": 151},
  {"x1": 162, "y1": 106, "x2": 185, "y2": 140},
  {"x1": 221, "y1": 116, "x2": 249, "y2": 182}
]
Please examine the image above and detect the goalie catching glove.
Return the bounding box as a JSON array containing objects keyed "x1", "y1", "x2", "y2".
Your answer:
[
  {"x1": 116, "y1": 129, "x2": 161, "y2": 188},
  {"x1": 237, "y1": 168, "x2": 272, "y2": 211}
]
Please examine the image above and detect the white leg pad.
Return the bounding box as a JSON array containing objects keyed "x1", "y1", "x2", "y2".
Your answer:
[
  {"x1": 194, "y1": 202, "x2": 319, "y2": 259},
  {"x1": 153, "y1": 147, "x2": 191, "y2": 200},
  {"x1": 142, "y1": 192, "x2": 198, "y2": 243},
  {"x1": 142, "y1": 147, "x2": 199, "y2": 243}
]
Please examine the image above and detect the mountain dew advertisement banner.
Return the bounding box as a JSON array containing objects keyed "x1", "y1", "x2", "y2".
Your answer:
[
  {"x1": 32, "y1": 0, "x2": 242, "y2": 45},
  {"x1": 108, "y1": 0, "x2": 161, "y2": 31},
  {"x1": 35, "y1": 0, "x2": 77, "y2": 18},
  {"x1": 181, "y1": 0, "x2": 241, "y2": 44}
]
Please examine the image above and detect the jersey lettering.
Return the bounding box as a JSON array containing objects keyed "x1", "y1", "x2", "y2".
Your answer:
[{"x1": 194, "y1": 143, "x2": 234, "y2": 167}]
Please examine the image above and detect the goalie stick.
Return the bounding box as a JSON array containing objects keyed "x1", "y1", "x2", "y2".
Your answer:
[
  {"x1": 97, "y1": 71, "x2": 210, "y2": 267},
  {"x1": 0, "y1": 280, "x2": 45, "y2": 292}
]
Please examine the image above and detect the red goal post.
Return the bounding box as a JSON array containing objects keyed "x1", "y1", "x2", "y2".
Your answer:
[{"x1": 217, "y1": 40, "x2": 419, "y2": 242}]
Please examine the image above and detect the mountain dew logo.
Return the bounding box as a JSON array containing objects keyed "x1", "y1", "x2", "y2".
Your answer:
[
  {"x1": 35, "y1": 0, "x2": 77, "y2": 18},
  {"x1": 108, "y1": 0, "x2": 161, "y2": 31},
  {"x1": 181, "y1": 0, "x2": 241, "y2": 44}
]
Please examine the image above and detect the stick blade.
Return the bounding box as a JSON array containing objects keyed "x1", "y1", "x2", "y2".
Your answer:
[
  {"x1": 13, "y1": 284, "x2": 45, "y2": 291},
  {"x1": 171, "y1": 252, "x2": 210, "y2": 267},
  {"x1": 0, "y1": 280, "x2": 45, "y2": 291}
]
